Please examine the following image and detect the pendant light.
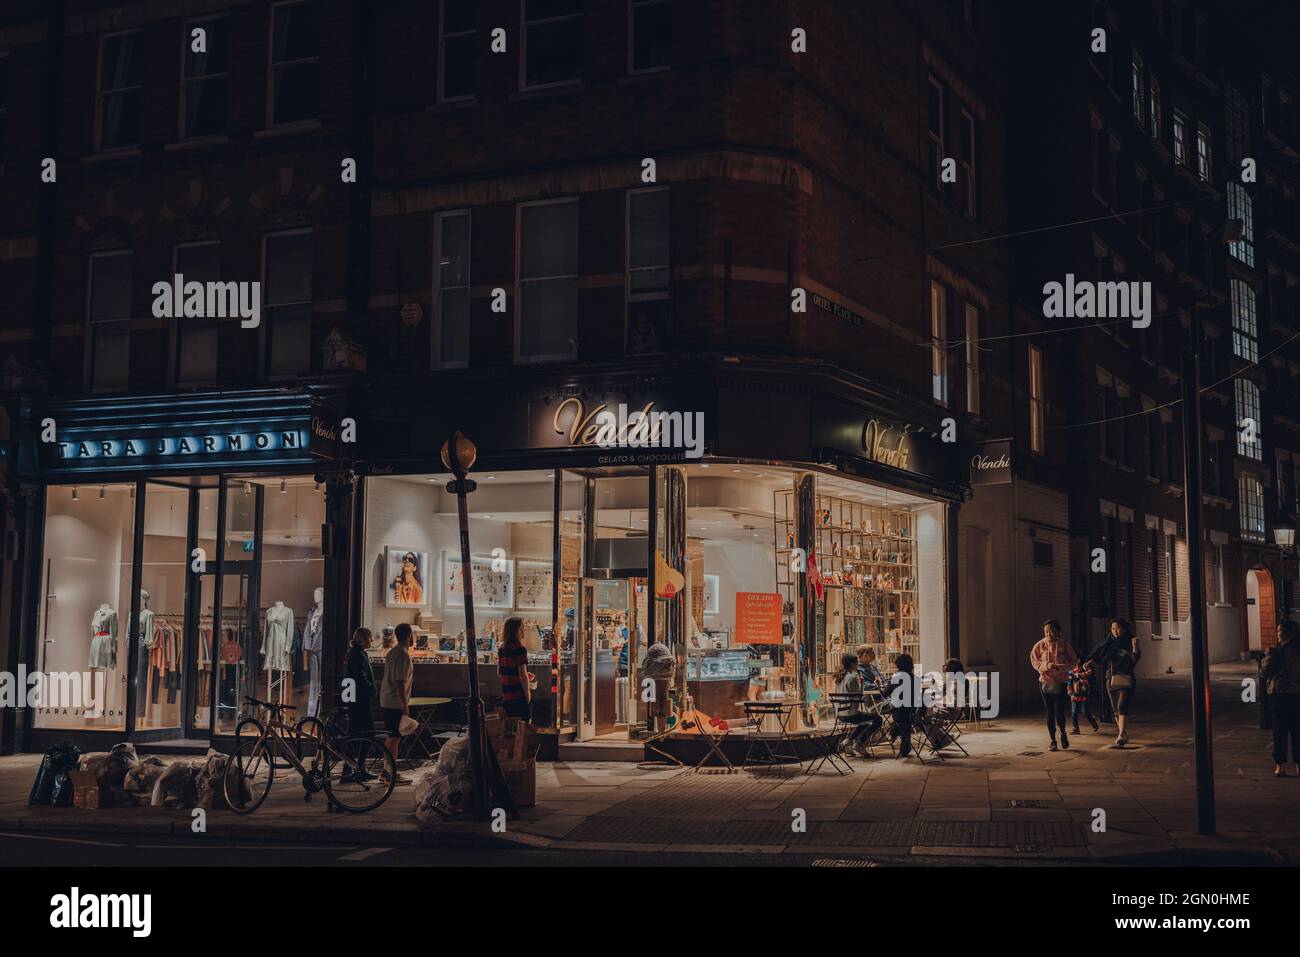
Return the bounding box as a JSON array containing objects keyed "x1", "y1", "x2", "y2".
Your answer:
[{"x1": 71, "y1": 486, "x2": 79, "y2": 501}]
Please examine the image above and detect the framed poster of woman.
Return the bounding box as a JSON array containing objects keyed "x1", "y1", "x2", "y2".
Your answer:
[{"x1": 385, "y1": 548, "x2": 429, "y2": 608}]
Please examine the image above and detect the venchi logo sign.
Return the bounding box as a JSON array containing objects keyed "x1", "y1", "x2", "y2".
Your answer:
[{"x1": 860, "y1": 418, "x2": 912, "y2": 472}]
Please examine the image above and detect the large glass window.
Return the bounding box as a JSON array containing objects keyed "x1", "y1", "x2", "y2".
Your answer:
[
  {"x1": 1231, "y1": 278, "x2": 1258, "y2": 361},
  {"x1": 34, "y1": 485, "x2": 137, "y2": 731},
  {"x1": 135, "y1": 484, "x2": 191, "y2": 731},
  {"x1": 434, "y1": 210, "x2": 471, "y2": 367},
  {"x1": 269, "y1": 0, "x2": 319, "y2": 126},
  {"x1": 98, "y1": 31, "x2": 142, "y2": 151},
  {"x1": 518, "y1": 199, "x2": 578, "y2": 361},
  {"x1": 182, "y1": 15, "x2": 229, "y2": 138},
  {"x1": 1235, "y1": 377, "x2": 1262, "y2": 459},
  {"x1": 1227, "y1": 182, "x2": 1254, "y2": 267},
  {"x1": 627, "y1": 187, "x2": 670, "y2": 355},
  {"x1": 264, "y1": 230, "x2": 314, "y2": 378},
  {"x1": 87, "y1": 251, "x2": 133, "y2": 392},
  {"x1": 438, "y1": 0, "x2": 476, "y2": 102},
  {"x1": 523, "y1": 0, "x2": 584, "y2": 89},
  {"x1": 629, "y1": 0, "x2": 670, "y2": 74}
]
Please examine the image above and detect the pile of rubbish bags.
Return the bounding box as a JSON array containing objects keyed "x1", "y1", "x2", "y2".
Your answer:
[
  {"x1": 28, "y1": 741, "x2": 237, "y2": 810},
  {"x1": 414, "y1": 734, "x2": 473, "y2": 823}
]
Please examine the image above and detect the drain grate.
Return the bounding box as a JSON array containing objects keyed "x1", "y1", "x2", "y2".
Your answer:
[
  {"x1": 812, "y1": 858, "x2": 880, "y2": 868},
  {"x1": 1010, "y1": 799, "x2": 1046, "y2": 808}
]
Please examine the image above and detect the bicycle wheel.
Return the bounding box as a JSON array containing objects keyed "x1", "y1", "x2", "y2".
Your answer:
[
  {"x1": 223, "y1": 736, "x2": 275, "y2": 814},
  {"x1": 322, "y1": 736, "x2": 396, "y2": 813}
]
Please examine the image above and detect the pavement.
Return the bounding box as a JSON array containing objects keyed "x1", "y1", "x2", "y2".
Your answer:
[{"x1": 2, "y1": 661, "x2": 1296, "y2": 865}]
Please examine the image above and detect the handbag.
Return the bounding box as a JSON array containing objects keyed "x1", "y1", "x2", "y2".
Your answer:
[
  {"x1": 1108, "y1": 673, "x2": 1135, "y2": 690},
  {"x1": 398, "y1": 713, "x2": 419, "y2": 736}
]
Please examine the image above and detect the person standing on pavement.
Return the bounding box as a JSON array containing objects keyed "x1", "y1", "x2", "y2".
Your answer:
[
  {"x1": 1030, "y1": 619, "x2": 1078, "y2": 751},
  {"x1": 1087, "y1": 617, "x2": 1141, "y2": 748},
  {"x1": 1067, "y1": 660, "x2": 1100, "y2": 735},
  {"x1": 497, "y1": 616, "x2": 532, "y2": 721},
  {"x1": 888, "y1": 653, "x2": 919, "y2": 758},
  {"x1": 379, "y1": 622, "x2": 414, "y2": 784},
  {"x1": 1262, "y1": 619, "x2": 1300, "y2": 777},
  {"x1": 344, "y1": 627, "x2": 377, "y2": 736}
]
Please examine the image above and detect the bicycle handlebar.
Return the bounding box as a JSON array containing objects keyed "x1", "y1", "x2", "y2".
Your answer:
[{"x1": 243, "y1": 695, "x2": 296, "y2": 712}]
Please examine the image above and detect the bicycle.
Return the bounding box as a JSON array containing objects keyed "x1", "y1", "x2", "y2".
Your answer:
[
  {"x1": 234, "y1": 698, "x2": 322, "y2": 771},
  {"x1": 223, "y1": 696, "x2": 396, "y2": 814}
]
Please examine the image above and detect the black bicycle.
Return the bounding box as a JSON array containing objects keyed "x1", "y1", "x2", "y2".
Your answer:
[{"x1": 223, "y1": 696, "x2": 395, "y2": 814}]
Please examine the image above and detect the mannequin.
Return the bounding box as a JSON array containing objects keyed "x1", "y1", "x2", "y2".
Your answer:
[
  {"x1": 304, "y1": 588, "x2": 324, "y2": 716},
  {"x1": 87, "y1": 603, "x2": 118, "y2": 720},
  {"x1": 136, "y1": 590, "x2": 156, "y2": 720},
  {"x1": 262, "y1": 601, "x2": 295, "y2": 698}
]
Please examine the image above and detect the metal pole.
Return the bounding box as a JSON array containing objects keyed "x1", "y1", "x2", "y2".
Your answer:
[
  {"x1": 450, "y1": 468, "x2": 487, "y2": 819},
  {"x1": 1181, "y1": 310, "x2": 1215, "y2": 835}
]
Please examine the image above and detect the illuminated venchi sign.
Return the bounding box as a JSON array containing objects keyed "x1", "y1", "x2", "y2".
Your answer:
[
  {"x1": 56, "y1": 429, "x2": 309, "y2": 461},
  {"x1": 860, "y1": 418, "x2": 912, "y2": 471}
]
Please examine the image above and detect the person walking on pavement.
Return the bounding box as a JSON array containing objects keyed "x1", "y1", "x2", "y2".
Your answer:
[
  {"x1": 379, "y1": 622, "x2": 415, "y2": 784},
  {"x1": 1086, "y1": 617, "x2": 1141, "y2": 748},
  {"x1": 1067, "y1": 659, "x2": 1100, "y2": 735},
  {"x1": 1262, "y1": 619, "x2": 1300, "y2": 777},
  {"x1": 1030, "y1": 619, "x2": 1078, "y2": 751}
]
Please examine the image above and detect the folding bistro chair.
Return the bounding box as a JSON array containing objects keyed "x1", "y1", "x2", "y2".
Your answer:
[
  {"x1": 805, "y1": 693, "x2": 860, "y2": 775},
  {"x1": 740, "y1": 701, "x2": 803, "y2": 774},
  {"x1": 924, "y1": 704, "x2": 969, "y2": 757}
]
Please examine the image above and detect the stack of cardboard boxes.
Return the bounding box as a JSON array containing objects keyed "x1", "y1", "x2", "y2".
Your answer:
[{"x1": 484, "y1": 710, "x2": 538, "y2": 808}]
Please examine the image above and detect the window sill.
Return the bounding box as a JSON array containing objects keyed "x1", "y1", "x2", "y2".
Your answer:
[
  {"x1": 82, "y1": 147, "x2": 143, "y2": 165},
  {"x1": 253, "y1": 119, "x2": 323, "y2": 139},
  {"x1": 164, "y1": 134, "x2": 230, "y2": 152},
  {"x1": 509, "y1": 81, "x2": 585, "y2": 102},
  {"x1": 427, "y1": 97, "x2": 478, "y2": 113}
]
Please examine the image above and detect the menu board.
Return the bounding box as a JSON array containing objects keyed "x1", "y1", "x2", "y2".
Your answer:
[{"x1": 735, "y1": 592, "x2": 782, "y2": 645}]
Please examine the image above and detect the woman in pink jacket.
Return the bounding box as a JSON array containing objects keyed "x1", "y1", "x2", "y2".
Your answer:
[{"x1": 1030, "y1": 619, "x2": 1079, "y2": 751}]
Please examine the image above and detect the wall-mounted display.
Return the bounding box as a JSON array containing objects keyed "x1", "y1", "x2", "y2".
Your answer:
[
  {"x1": 444, "y1": 552, "x2": 514, "y2": 609},
  {"x1": 514, "y1": 559, "x2": 553, "y2": 610},
  {"x1": 702, "y1": 574, "x2": 720, "y2": 615},
  {"x1": 385, "y1": 547, "x2": 429, "y2": 608}
]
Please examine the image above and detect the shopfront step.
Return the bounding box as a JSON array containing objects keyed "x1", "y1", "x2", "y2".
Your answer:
[{"x1": 557, "y1": 740, "x2": 645, "y2": 763}]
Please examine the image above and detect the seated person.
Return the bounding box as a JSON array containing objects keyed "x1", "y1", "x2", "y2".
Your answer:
[
  {"x1": 855, "y1": 645, "x2": 886, "y2": 693},
  {"x1": 834, "y1": 654, "x2": 883, "y2": 757}
]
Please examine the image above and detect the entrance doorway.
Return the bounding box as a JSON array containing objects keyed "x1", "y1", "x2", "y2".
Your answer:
[{"x1": 1246, "y1": 567, "x2": 1276, "y2": 652}]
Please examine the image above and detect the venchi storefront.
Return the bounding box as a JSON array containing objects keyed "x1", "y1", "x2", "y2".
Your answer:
[
  {"x1": 352, "y1": 357, "x2": 968, "y2": 746},
  {"x1": 15, "y1": 388, "x2": 351, "y2": 753}
]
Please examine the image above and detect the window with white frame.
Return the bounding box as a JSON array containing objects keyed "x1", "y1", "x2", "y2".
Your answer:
[
  {"x1": 930, "y1": 280, "x2": 948, "y2": 406},
  {"x1": 1173, "y1": 110, "x2": 1187, "y2": 166},
  {"x1": 182, "y1": 15, "x2": 229, "y2": 138},
  {"x1": 434, "y1": 210, "x2": 471, "y2": 367},
  {"x1": 1235, "y1": 377, "x2": 1262, "y2": 459},
  {"x1": 1211, "y1": 542, "x2": 1225, "y2": 603},
  {"x1": 927, "y1": 76, "x2": 945, "y2": 192},
  {"x1": 960, "y1": 109, "x2": 977, "y2": 217},
  {"x1": 173, "y1": 242, "x2": 220, "y2": 385},
  {"x1": 628, "y1": 0, "x2": 670, "y2": 74},
  {"x1": 1230, "y1": 278, "x2": 1258, "y2": 362},
  {"x1": 1148, "y1": 76, "x2": 1161, "y2": 140},
  {"x1": 438, "y1": 0, "x2": 476, "y2": 102},
  {"x1": 269, "y1": 0, "x2": 319, "y2": 126},
  {"x1": 627, "y1": 187, "x2": 669, "y2": 355},
  {"x1": 97, "y1": 31, "x2": 143, "y2": 150},
  {"x1": 263, "y1": 230, "x2": 313, "y2": 378},
  {"x1": 964, "y1": 304, "x2": 980, "y2": 414},
  {"x1": 1227, "y1": 182, "x2": 1254, "y2": 266},
  {"x1": 87, "y1": 250, "x2": 134, "y2": 391},
  {"x1": 1239, "y1": 472, "x2": 1265, "y2": 542},
  {"x1": 1030, "y1": 344, "x2": 1046, "y2": 454},
  {"x1": 523, "y1": 0, "x2": 584, "y2": 90},
  {"x1": 518, "y1": 199, "x2": 579, "y2": 361},
  {"x1": 1195, "y1": 121, "x2": 1212, "y2": 181},
  {"x1": 1131, "y1": 50, "x2": 1145, "y2": 127}
]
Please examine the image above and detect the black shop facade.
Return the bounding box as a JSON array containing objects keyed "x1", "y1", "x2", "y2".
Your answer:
[
  {"x1": 350, "y1": 357, "x2": 968, "y2": 747},
  {"x1": 9, "y1": 387, "x2": 353, "y2": 754}
]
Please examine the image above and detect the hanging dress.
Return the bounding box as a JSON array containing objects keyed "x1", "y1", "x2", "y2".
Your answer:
[{"x1": 262, "y1": 604, "x2": 295, "y2": 672}]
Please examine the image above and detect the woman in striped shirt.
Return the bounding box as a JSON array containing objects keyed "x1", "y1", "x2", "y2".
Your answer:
[{"x1": 497, "y1": 616, "x2": 531, "y2": 721}]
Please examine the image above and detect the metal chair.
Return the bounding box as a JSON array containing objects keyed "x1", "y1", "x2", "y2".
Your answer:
[
  {"x1": 740, "y1": 701, "x2": 803, "y2": 774},
  {"x1": 806, "y1": 693, "x2": 860, "y2": 775}
]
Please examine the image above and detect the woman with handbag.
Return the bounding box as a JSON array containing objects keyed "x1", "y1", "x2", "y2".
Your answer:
[
  {"x1": 1088, "y1": 617, "x2": 1141, "y2": 748},
  {"x1": 1030, "y1": 619, "x2": 1078, "y2": 751}
]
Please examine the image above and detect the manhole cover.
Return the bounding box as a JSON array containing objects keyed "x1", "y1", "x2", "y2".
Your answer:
[
  {"x1": 1010, "y1": 800, "x2": 1045, "y2": 808},
  {"x1": 1018, "y1": 751, "x2": 1043, "y2": 757},
  {"x1": 812, "y1": 859, "x2": 880, "y2": 868}
]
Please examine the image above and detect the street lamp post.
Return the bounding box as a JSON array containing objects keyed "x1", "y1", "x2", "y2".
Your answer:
[
  {"x1": 1273, "y1": 510, "x2": 1296, "y2": 619},
  {"x1": 1182, "y1": 303, "x2": 1215, "y2": 836}
]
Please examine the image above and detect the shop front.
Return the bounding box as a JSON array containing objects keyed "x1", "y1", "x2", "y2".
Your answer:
[
  {"x1": 15, "y1": 388, "x2": 350, "y2": 754},
  {"x1": 353, "y1": 358, "x2": 968, "y2": 748}
]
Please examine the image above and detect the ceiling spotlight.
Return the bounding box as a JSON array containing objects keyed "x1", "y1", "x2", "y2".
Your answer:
[
  {"x1": 243, "y1": 482, "x2": 252, "y2": 496},
  {"x1": 99, "y1": 486, "x2": 106, "y2": 499},
  {"x1": 279, "y1": 479, "x2": 287, "y2": 494},
  {"x1": 71, "y1": 487, "x2": 79, "y2": 501},
  {"x1": 486, "y1": 475, "x2": 496, "y2": 480}
]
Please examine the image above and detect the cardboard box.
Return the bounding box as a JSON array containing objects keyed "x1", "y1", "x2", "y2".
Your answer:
[
  {"x1": 68, "y1": 770, "x2": 103, "y2": 810},
  {"x1": 499, "y1": 758, "x2": 536, "y2": 808}
]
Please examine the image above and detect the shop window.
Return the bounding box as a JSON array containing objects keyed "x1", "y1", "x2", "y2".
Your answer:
[
  {"x1": 135, "y1": 484, "x2": 192, "y2": 732},
  {"x1": 263, "y1": 230, "x2": 313, "y2": 378},
  {"x1": 517, "y1": 199, "x2": 578, "y2": 362},
  {"x1": 182, "y1": 14, "x2": 229, "y2": 138},
  {"x1": 438, "y1": 0, "x2": 476, "y2": 102},
  {"x1": 522, "y1": 0, "x2": 584, "y2": 90},
  {"x1": 627, "y1": 187, "x2": 670, "y2": 355},
  {"x1": 964, "y1": 303, "x2": 980, "y2": 414},
  {"x1": 97, "y1": 30, "x2": 142, "y2": 151},
  {"x1": 87, "y1": 250, "x2": 133, "y2": 392},
  {"x1": 629, "y1": 0, "x2": 670, "y2": 74},
  {"x1": 434, "y1": 210, "x2": 471, "y2": 367},
  {"x1": 269, "y1": 0, "x2": 319, "y2": 127},
  {"x1": 930, "y1": 280, "x2": 948, "y2": 406},
  {"x1": 34, "y1": 485, "x2": 137, "y2": 732},
  {"x1": 173, "y1": 242, "x2": 220, "y2": 385},
  {"x1": 1029, "y1": 343, "x2": 1046, "y2": 454}
]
